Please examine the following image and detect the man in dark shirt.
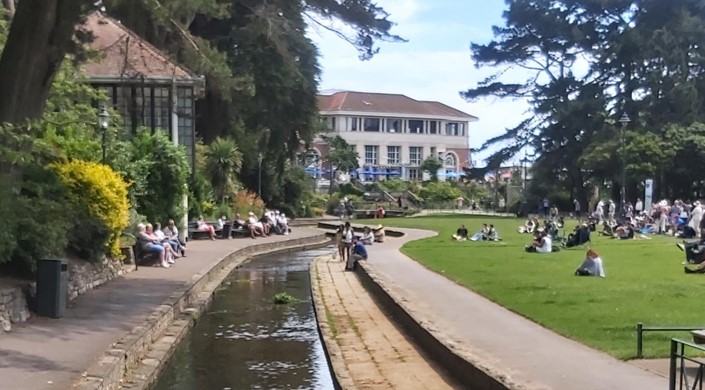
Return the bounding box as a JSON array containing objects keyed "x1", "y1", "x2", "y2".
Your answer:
[
  {"x1": 453, "y1": 224, "x2": 469, "y2": 241},
  {"x1": 347, "y1": 238, "x2": 368, "y2": 270}
]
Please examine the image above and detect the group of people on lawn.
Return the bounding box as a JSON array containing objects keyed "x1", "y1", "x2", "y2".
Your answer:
[{"x1": 452, "y1": 223, "x2": 501, "y2": 241}]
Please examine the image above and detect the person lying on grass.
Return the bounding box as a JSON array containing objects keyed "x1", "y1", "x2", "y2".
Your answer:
[{"x1": 574, "y1": 249, "x2": 605, "y2": 277}]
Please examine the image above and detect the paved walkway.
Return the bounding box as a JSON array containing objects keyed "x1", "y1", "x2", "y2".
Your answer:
[
  {"x1": 0, "y1": 228, "x2": 323, "y2": 390},
  {"x1": 312, "y1": 256, "x2": 456, "y2": 389},
  {"x1": 361, "y1": 227, "x2": 668, "y2": 390}
]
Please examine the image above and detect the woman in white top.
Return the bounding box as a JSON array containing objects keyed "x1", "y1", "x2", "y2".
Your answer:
[
  {"x1": 575, "y1": 249, "x2": 606, "y2": 277},
  {"x1": 341, "y1": 222, "x2": 354, "y2": 263},
  {"x1": 361, "y1": 226, "x2": 374, "y2": 245}
]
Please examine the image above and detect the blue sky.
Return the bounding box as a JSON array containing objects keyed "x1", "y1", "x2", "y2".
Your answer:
[{"x1": 306, "y1": 0, "x2": 532, "y2": 167}]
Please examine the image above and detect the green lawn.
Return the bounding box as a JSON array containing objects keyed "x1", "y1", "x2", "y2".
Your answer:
[{"x1": 379, "y1": 215, "x2": 705, "y2": 359}]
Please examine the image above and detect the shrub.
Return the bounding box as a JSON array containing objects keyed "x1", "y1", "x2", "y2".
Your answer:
[
  {"x1": 337, "y1": 182, "x2": 364, "y2": 197},
  {"x1": 419, "y1": 181, "x2": 464, "y2": 203},
  {"x1": 378, "y1": 178, "x2": 407, "y2": 192},
  {"x1": 214, "y1": 203, "x2": 232, "y2": 220},
  {"x1": 53, "y1": 160, "x2": 130, "y2": 259},
  {"x1": 326, "y1": 194, "x2": 341, "y2": 215},
  {"x1": 309, "y1": 194, "x2": 329, "y2": 209},
  {"x1": 232, "y1": 190, "x2": 265, "y2": 218}
]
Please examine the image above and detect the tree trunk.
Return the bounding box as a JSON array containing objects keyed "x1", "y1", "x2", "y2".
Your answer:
[
  {"x1": 2, "y1": 0, "x2": 15, "y2": 19},
  {"x1": 0, "y1": 0, "x2": 87, "y2": 123}
]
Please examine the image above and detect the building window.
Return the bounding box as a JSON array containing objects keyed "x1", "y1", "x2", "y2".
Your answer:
[
  {"x1": 387, "y1": 146, "x2": 400, "y2": 165},
  {"x1": 430, "y1": 147, "x2": 436, "y2": 158},
  {"x1": 364, "y1": 145, "x2": 378, "y2": 165},
  {"x1": 408, "y1": 168, "x2": 419, "y2": 180},
  {"x1": 347, "y1": 117, "x2": 358, "y2": 131},
  {"x1": 154, "y1": 87, "x2": 170, "y2": 131},
  {"x1": 386, "y1": 118, "x2": 402, "y2": 133},
  {"x1": 446, "y1": 122, "x2": 465, "y2": 136},
  {"x1": 429, "y1": 121, "x2": 438, "y2": 134},
  {"x1": 116, "y1": 86, "x2": 133, "y2": 133},
  {"x1": 177, "y1": 87, "x2": 194, "y2": 169},
  {"x1": 364, "y1": 118, "x2": 380, "y2": 132},
  {"x1": 408, "y1": 119, "x2": 424, "y2": 134},
  {"x1": 444, "y1": 153, "x2": 457, "y2": 169},
  {"x1": 409, "y1": 146, "x2": 423, "y2": 165}
]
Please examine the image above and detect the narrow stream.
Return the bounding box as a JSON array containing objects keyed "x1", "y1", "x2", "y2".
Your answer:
[{"x1": 153, "y1": 247, "x2": 336, "y2": 390}]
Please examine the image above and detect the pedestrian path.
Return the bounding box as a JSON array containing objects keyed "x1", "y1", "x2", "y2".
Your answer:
[
  {"x1": 363, "y1": 227, "x2": 668, "y2": 390},
  {"x1": 312, "y1": 255, "x2": 456, "y2": 389},
  {"x1": 0, "y1": 229, "x2": 323, "y2": 390}
]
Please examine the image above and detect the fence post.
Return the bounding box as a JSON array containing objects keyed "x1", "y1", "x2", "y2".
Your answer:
[
  {"x1": 669, "y1": 339, "x2": 677, "y2": 390},
  {"x1": 636, "y1": 322, "x2": 644, "y2": 359}
]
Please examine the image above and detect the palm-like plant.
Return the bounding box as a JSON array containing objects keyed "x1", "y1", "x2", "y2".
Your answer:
[{"x1": 205, "y1": 137, "x2": 243, "y2": 204}]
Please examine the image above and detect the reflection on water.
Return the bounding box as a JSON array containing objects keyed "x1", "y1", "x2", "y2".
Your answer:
[{"x1": 153, "y1": 248, "x2": 336, "y2": 390}]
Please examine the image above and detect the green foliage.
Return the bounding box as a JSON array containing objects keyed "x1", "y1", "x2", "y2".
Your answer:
[
  {"x1": 273, "y1": 292, "x2": 299, "y2": 305},
  {"x1": 123, "y1": 128, "x2": 190, "y2": 225},
  {"x1": 320, "y1": 135, "x2": 359, "y2": 173},
  {"x1": 419, "y1": 156, "x2": 443, "y2": 181},
  {"x1": 337, "y1": 182, "x2": 364, "y2": 197},
  {"x1": 418, "y1": 182, "x2": 463, "y2": 203},
  {"x1": 377, "y1": 178, "x2": 407, "y2": 192},
  {"x1": 53, "y1": 160, "x2": 131, "y2": 259},
  {"x1": 205, "y1": 137, "x2": 242, "y2": 204},
  {"x1": 214, "y1": 203, "x2": 232, "y2": 220}
]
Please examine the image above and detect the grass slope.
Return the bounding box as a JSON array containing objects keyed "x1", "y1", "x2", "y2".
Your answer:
[{"x1": 380, "y1": 215, "x2": 705, "y2": 359}]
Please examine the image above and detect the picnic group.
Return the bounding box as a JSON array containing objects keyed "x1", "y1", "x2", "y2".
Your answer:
[
  {"x1": 136, "y1": 210, "x2": 292, "y2": 269},
  {"x1": 333, "y1": 222, "x2": 386, "y2": 271}
]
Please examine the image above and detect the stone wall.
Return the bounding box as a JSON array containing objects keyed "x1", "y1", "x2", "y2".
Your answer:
[
  {"x1": 0, "y1": 286, "x2": 30, "y2": 334},
  {"x1": 0, "y1": 256, "x2": 133, "y2": 335}
]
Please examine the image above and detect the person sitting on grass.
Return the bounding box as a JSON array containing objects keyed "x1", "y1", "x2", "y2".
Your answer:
[
  {"x1": 612, "y1": 223, "x2": 636, "y2": 240},
  {"x1": 137, "y1": 223, "x2": 170, "y2": 269},
  {"x1": 452, "y1": 224, "x2": 469, "y2": 241},
  {"x1": 518, "y1": 219, "x2": 536, "y2": 234},
  {"x1": 525, "y1": 230, "x2": 553, "y2": 253},
  {"x1": 361, "y1": 226, "x2": 375, "y2": 245},
  {"x1": 197, "y1": 216, "x2": 217, "y2": 240},
  {"x1": 487, "y1": 224, "x2": 501, "y2": 241},
  {"x1": 574, "y1": 249, "x2": 605, "y2": 277},
  {"x1": 470, "y1": 224, "x2": 490, "y2": 241}
]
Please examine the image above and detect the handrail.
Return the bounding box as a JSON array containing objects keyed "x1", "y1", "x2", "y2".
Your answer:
[
  {"x1": 670, "y1": 338, "x2": 705, "y2": 390},
  {"x1": 636, "y1": 322, "x2": 705, "y2": 358}
]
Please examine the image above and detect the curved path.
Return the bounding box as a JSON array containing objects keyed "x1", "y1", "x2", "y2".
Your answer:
[{"x1": 364, "y1": 227, "x2": 667, "y2": 390}]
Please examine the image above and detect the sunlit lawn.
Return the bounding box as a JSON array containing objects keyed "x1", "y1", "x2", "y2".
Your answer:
[{"x1": 380, "y1": 215, "x2": 705, "y2": 359}]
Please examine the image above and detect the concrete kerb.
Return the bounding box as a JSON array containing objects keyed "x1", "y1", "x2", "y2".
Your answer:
[
  {"x1": 74, "y1": 234, "x2": 330, "y2": 390},
  {"x1": 354, "y1": 261, "x2": 525, "y2": 390},
  {"x1": 309, "y1": 255, "x2": 355, "y2": 390}
]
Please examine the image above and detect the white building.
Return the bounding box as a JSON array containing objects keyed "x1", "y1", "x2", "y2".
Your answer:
[{"x1": 314, "y1": 90, "x2": 478, "y2": 181}]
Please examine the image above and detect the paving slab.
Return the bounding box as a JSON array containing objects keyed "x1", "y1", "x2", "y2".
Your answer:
[
  {"x1": 0, "y1": 228, "x2": 322, "y2": 390},
  {"x1": 363, "y1": 227, "x2": 668, "y2": 390}
]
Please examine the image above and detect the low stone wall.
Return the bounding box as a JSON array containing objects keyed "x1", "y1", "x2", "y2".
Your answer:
[
  {"x1": 0, "y1": 257, "x2": 133, "y2": 335},
  {"x1": 355, "y1": 261, "x2": 524, "y2": 390},
  {"x1": 67, "y1": 257, "x2": 132, "y2": 301},
  {"x1": 0, "y1": 286, "x2": 30, "y2": 334},
  {"x1": 76, "y1": 234, "x2": 330, "y2": 390}
]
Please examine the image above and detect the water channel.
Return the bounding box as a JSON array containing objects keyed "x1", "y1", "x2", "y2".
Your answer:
[{"x1": 153, "y1": 247, "x2": 336, "y2": 390}]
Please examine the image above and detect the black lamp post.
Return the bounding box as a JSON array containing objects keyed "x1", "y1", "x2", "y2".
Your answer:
[
  {"x1": 257, "y1": 152, "x2": 263, "y2": 197},
  {"x1": 98, "y1": 105, "x2": 110, "y2": 164},
  {"x1": 618, "y1": 113, "x2": 631, "y2": 218}
]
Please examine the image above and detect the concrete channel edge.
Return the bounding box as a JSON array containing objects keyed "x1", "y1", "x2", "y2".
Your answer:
[
  {"x1": 354, "y1": 259, "x2": 528, "y2": 390},
  {"x1": 73, "y1": 234, "x2": 331, "y2": 390},
  {"x1": 310, "y1": 255, "x2": 356, "y2": 390}
]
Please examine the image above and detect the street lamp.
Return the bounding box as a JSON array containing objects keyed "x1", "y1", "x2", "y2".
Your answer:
[
  {"x1": 257, "y1": 152, "x2": 263, "y2": 197},
  {"x1": 618, "y1": 113, "x2": 631, "y2": 219},
  {"x1": 98, "y1": 105, "x2": 110, "y2": 164}
]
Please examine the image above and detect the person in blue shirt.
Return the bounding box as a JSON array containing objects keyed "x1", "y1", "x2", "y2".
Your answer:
[{"x1": 346, "y1": 237, "x2": 368, "y2": 270}]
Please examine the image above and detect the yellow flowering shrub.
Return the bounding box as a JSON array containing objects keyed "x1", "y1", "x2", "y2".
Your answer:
[
  {"x1": 52, "y1": 160, "x2": 130, "y2": 258},
  {"x1": 231, "y1": 190, "x2": 265, "y2": 218}
]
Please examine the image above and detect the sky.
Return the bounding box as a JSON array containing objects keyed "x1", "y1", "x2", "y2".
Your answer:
[{"x1": 306, "y1": 0, "x2": 532, "y2": 167}]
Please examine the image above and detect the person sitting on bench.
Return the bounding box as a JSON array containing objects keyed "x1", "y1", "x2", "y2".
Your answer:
[
  {"x1": 197, "y1": 216, "x2": 217, "y2": 240},
  {"x1": 137, "y1": 223, "x2": 170, "y2": 269},
  {"x1": 276, "y1": 211, "x2": 290, "y2": 235},
  {"x1": 247, "y1": 212, "x2": 265, "y2": 238},
  {"x1": 163, "y1": 219, "x2": 186, "y2": 256},
  {"x1": 452, "y1": 224, "x2": 469, "y2": 241},
  {"x1": 574, "y1": 249, "x2": 605, "y2": 277}
]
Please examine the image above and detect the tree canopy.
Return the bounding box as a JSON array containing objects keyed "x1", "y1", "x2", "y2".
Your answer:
[{"x1": 465, "y1": 0, "x2": 705, "y2": 203}]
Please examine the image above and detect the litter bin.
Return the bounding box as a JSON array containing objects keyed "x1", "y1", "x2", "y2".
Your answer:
[
  {"x1": 36, "y1": 258, "x2": 68, "y2": 318},
  {"x1": 221, "y1": 222, "x2": 232, "y2": 239}
]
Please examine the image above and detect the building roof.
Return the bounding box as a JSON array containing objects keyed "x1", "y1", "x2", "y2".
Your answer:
[
  {"x1": 318, "y1": 91, "x2": 478, "y2": 120},
  {"x1": 80, "y1": 12, "x2": 198, "y2": 83}
]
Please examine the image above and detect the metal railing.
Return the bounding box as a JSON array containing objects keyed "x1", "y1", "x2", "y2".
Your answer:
[
  {"x1": 636, "y1": 322, "x2": 705, "y2": 358},
  {"x1": 670, "y1": 338, "x2": 705, "y2": 390}
]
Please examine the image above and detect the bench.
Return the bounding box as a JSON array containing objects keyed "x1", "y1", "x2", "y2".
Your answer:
[
  {"x1": 188, "y1": 221, "x2": 222, "y2": 240},
  {"x1": 132, "y1": 244, "x2": 159, "y2": 270}
]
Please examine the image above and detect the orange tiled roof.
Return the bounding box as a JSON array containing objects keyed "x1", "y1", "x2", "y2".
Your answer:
[
  {"x1": 80, "y1": 12, "x2": 197, "y2": 82},
  {"x1": 318, "y1": 91, "x2": 477, "y2": 119}
]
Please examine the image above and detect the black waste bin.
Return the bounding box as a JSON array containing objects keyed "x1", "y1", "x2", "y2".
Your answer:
[
  {"x1": 36, "y1": 258, "x2": 68, "y2": 318},
  {"x1": 222, "y1": 222, "x2": 232, "y2": 239}
]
